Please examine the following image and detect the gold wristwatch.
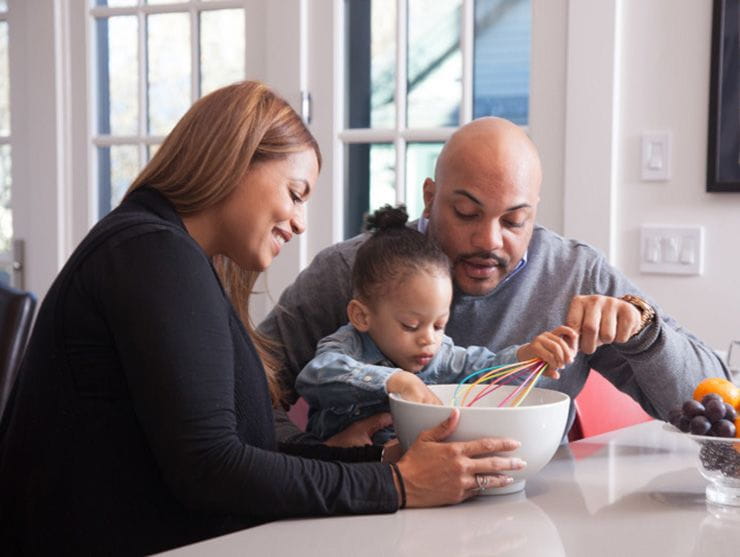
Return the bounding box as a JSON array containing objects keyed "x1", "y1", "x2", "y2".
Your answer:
[{"x1": 621, "y1": 294, "x2": 656, "y2": 335}]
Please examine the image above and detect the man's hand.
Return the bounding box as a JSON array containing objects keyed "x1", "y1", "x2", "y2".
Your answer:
[
  {"x1": 324, "y1": 412, "x2": 393, "y2": 447},
  {"x1": 565, "y1": 295, "x2": 642, "y2": 354},
  {"x1": 387, "y1": 370, "x2": 443, "y2": 405}
]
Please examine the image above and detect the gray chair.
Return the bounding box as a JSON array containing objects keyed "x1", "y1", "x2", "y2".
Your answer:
[{"x1": 0, "y1": 283, "x2": 36, "y2": 427}]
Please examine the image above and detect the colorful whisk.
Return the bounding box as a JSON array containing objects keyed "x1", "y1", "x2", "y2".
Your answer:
[{"x1": 451, "y1": 358, "x2": 549, "y2": 408}]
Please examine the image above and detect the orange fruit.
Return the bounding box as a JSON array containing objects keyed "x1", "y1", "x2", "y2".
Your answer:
[{"x1": 693, "y1": 377, "x2": 740, "y2": 409}]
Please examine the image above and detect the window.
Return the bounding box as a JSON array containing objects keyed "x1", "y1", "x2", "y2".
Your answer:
[
  {"x1": 90, "y1": 0, "x2": 247, "y2": 216},
  {"x1": 0, "y1": 1, "x2": 12, "y2": 284},
  {"x1": 341, "y1": 0, "x2": 531, "y2": 237}
]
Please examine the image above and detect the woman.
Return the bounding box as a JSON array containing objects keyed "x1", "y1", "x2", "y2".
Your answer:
[{"x1": 0, "y1": 81, "x2": 524, "y2": 555}]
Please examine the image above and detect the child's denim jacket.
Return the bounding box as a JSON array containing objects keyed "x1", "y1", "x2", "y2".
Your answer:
[{"x1": 296, "y1": 324, "x2": 520, "y2": 442}]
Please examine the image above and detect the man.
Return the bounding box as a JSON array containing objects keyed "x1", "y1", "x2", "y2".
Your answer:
[{"x1": 259, "y1": 117, "x2": 728, "y2": 442}]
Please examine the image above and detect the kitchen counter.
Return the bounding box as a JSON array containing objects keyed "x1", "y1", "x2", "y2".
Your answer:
[{"x1": 160, "y1": 421, "x2": 740, "y2": 556}]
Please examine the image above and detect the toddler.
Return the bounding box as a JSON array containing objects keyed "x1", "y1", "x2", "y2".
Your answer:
[{"x1": 296, "y1": 205, "x2": 577, "y2": 443}]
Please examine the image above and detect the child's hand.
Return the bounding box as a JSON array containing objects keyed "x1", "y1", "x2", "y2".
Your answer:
[
  {"x1": 516, "y1": 325, "x2": 578, "y2": 379},
  {"x1": 387, "y1": 371, "x2": 443, "y2": 405}
]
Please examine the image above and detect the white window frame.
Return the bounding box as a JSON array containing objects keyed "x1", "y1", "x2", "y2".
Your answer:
[
  {"x1": 88, "y1": 0, "x2": 252, "y2": 216},
  {"x1": 336, "y1": 0, "x2": 478, "y2": 235},
  {"x1": 6, "y1": 0, "x2": 570, "y2": 313},
  {"x1": 306, "y1": 0, "x2": 566, "y2": 261},
  {"x1": 6, "y1": 0, "x2": 304, "y2": 303},
  {"x1": 0, "y1": 6, "x2": 13, "y2": 282}
]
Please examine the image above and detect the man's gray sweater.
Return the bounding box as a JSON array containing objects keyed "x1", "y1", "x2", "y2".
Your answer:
[{"x1": 259, "y1": 225, "x2": 728, "y2": 437}]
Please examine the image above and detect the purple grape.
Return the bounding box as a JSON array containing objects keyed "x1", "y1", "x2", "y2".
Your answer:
[
  {"x1": 668, "y1": 407, "x2": 683, "y2": 427},
  {"x1": 724, "y1": 403, "x2": 737, "y2": 421},
  {"x1": 690, "y1": 415, "x2": 712, "y2": 435},
  {"x1": 682, "y1": 399, "x2": 705, "y2": 418},
  {"x1": 709, "y1": 419, "x2": 736, "y2": 438},
  {"x1": 701, "y1": 393, "x2": 724, "y2": 407},
  {"x1": 705, "y1": 398, "x2": 726, "y2": 423},
  {"x1": 678, "y1": 415, "x2": 691, "y2": 432}
]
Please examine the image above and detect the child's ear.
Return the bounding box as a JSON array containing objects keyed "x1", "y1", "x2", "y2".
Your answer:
[{"x1": 347, "y1": 299, "x2": 371, "y2": 332}]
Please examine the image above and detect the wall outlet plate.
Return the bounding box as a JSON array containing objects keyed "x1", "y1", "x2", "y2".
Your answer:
[{"x1": 639, "y1": 225, "x2": 704, "y2": 275}]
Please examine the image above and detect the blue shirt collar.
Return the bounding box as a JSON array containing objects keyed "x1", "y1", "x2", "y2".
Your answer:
[{"x1": 358, "y1": 329, "x2": 393, "y2": 366}]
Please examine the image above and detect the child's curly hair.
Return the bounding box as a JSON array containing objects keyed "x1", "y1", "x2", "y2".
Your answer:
[{"x1": 352, "y1": 204, "x2": 450, "y2": 301}]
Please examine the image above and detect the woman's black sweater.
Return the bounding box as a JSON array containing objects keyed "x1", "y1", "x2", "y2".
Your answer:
[{"x1": 0, "y1": 188, "x2": 397, "y2": 555}]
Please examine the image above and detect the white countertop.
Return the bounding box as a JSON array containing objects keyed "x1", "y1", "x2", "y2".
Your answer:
[{"x1": 161, "y1": 421, "x2": 740, "y2": 556}]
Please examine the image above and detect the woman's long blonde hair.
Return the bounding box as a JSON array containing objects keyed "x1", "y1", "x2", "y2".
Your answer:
[{"x1": 127, "y1": 81, "x2": 321, "y2": 408}]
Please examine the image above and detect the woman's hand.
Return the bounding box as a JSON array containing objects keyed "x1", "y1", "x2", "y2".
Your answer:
[
  {"x1": 517, "y1": 325, "x2": 578, "y2": 379},
  {"x1": 395, "y1": 409, "x2": 525, "y2": 507},
  {"x1": 387, "y1": 370, "x2": 443, "y2": 405}
]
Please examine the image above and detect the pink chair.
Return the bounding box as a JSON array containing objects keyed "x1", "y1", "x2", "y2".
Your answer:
[
  {"x1": 568, "y1": 371, "x2": 653, "y2": 441},
  {"x1": 288, "y1": 397, "x2": 309, "y2": 431}
]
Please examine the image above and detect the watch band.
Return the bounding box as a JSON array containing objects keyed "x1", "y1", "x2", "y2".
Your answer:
[{"x1": 621, "y1": 294, "x2": 656, "y2": 335}]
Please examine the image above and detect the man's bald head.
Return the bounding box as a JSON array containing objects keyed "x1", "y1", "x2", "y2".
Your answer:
[
  {"x1": 422, "y1": 117, "x2": 543, "y2": 296},
  {"x1": 435, "y1": 117, "x2": 542, "y2": 198}
]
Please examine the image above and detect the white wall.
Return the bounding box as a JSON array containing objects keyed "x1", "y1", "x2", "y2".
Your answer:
[
  {"x1": 616, "y1": 0, "x2": 740, "y2": 351},
  {"x1": 565, "y1": 0, "x2": 740, "y2": 351}
]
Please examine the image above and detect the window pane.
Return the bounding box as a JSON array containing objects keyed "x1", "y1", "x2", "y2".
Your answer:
[
  {"x1": 200, "y1": 9, "x2": 245, "y2": 96},
  {"x1": 0, "y1": 22, "x2": 8, "y2": 135},
  {"x1": 0, "y1": 1, "x2": 7, "y2": 11},
  {"x1": 345, "y1": 0, "x2": 396, "y2": 129},
  {"x1": 369, "y1": 144, "x2": 396, "y2": 211},
  {"x1": 96, "y1": 16, "x2": 138, "y2": 135},
  {"x1": 407, "y1": 0, "x2": 462, "y2": 128},
  {"x1": 148, "y1": 12, "x2": 191, "y2": 136},
  {"x1": 406, "y1": 142, "x2": 442, "y2": 220},
  {"x1": 147, "y1": 143, "x2": 160, "y2": 162},
  {"x1": 146, "y1": 0, "x2": 182, "y2": 4},
  {"x1": 344, "y1": 143, "x2": 394, "y2": 238},
  {"x1": 98, "y1": 145, "x2": 139, "y2": 216},
  {"x1": 473, "y1": 0, "x2": 530, "y2": 124},
  {"x1": 0, "y1": 144, "x2": 12, "y2": 254}
]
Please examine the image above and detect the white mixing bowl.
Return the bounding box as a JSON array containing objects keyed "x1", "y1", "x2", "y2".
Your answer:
[{"x1": 389, "y1": 384, "x2": 570, "y2": 494}]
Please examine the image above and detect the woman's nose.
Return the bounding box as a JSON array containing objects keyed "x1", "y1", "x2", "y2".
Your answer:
[{"x1": 290, "y1": 203, "x2": 306, "y2": 235}]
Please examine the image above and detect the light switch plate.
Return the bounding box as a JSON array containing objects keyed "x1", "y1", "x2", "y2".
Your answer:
[
  {"x1": 641, "y1": 132, "x2": 671, "y2": 181},
  {"x1": 640, "y1": 225, "x2": 703, "y2": 275}
]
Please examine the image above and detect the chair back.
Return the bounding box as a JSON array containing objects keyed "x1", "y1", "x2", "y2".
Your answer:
[
  {"x1": 568, "y1": 370, "x2": 652, "y2": 441},
  {"x1": 0, "y1": 283, "x2": 36, "y2": 425}
]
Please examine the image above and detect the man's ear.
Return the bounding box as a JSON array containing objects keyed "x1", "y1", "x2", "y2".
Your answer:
[
  {"x1": 347, "y1": 299, "x2": 371, "y2": 332},
  {"x1": 422, "y1": 177, "x2": 436, "y2": 219}
]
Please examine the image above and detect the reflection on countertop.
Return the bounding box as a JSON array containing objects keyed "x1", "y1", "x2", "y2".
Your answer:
[{"x1": 160, "y1": 422, "x2": 740, "y2": 557}]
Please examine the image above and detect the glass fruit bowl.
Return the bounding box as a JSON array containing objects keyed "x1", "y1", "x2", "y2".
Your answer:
[{"x1": 665, "y1": 423, "x2": 740, "y2": 506}]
